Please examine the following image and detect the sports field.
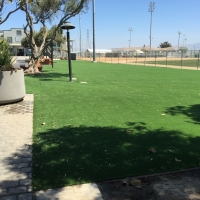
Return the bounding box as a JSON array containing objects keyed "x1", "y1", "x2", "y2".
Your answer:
[{"x1": 80, "y1": 57, "x2": 200, "y2": 70}]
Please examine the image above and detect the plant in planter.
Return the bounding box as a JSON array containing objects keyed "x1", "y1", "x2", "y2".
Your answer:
[
  {"x1": 0, "y1": 39, "x2": 13, "y2": 71},
  {"x1": 0, "y1": 38, "x2": 26, "y2": 105}
]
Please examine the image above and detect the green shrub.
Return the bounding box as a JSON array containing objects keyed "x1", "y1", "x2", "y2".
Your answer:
[{"x1": 0, "y1": 38, "x2": 13, "y2": 71}]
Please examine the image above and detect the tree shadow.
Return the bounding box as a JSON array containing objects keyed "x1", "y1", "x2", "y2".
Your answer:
[
  {"x1": 0, "y1": 144, "x2": 32, "y2": 199},
  {"x1": 25, "y1": 72, "x2": 70, "y2": 82},
  {"x1": 165, "y1": 104, "x2": 200, "y2": 124},
  {"x1": 1, "y1": 122, "x2": 200, "y2": 199},
  {"x1": 31, "y1": 122, "x2": 200, "y2": 191}
]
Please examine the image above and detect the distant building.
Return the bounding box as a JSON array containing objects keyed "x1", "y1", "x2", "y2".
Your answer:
[
  {"x1": 0, "y1": 28, "x2": 30, "y2": 56},
  {"x1": 85, "y1": 49, "x2": 112, "y2": 57}
]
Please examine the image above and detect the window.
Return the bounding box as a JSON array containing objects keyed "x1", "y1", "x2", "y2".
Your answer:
[
  {"x1": 7, "y1": 37, "x2": 12, "y2": 43},
  {"x1": 16, "y1": 30, "x2": 22, "y2": 36}
]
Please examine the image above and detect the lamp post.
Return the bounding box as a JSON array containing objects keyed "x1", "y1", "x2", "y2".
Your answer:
[
  {"x1": 148, "y1": 2, "x2": 155, "y2": 55},
  {"x1": 61, "y1": 22, "x2": 75, "y2": 82},
  {"x1": 47, "y1": 39, "x2": 54, "y2": 68}
]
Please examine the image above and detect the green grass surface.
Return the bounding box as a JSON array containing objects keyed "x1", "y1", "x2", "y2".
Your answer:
[
  {"x1": 144, "y1": 59, "x2": 200, "y2": 67},
  {"x1": 25, "y1": 60, "x2": 200, "y2": 191}
]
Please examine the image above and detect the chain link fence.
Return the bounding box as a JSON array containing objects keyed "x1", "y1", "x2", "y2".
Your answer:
[{"x1": 76, "y1": 50, "x2": 200, "y2": 70}]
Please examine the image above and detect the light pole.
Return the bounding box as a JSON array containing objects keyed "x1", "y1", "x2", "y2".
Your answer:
[
  {"x1": 47, "y1": 39, "x2": 54, "y2": 68},
  {"x1": 148, "y1": 1, "x2": 155, "y2": 55},
  {"x1": 177, "y1": 31, "x2": 181, "y2": 49},
  {"x1": 183, "y1": 34, "x2": 186, "y2": 47},
  {"x1": 61, "y1": 22, "x2": 75, "y2": 82},
  {"x1": 92, "y1": 0, "x2": 96, "y2": 62},
  {"x1": 128, "y1": 27, "x2": 133, "y2": 48}
]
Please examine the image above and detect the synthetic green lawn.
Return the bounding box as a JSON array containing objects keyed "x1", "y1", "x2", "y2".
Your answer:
[
  {"x1": 144, "y1": 59, "x2": 200, "y2": 67},
  {"x1": 25, "y1": 61, "x2": 200, "y2": 191}
]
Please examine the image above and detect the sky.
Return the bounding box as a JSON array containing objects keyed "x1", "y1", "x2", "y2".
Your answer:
[{"x1": 1, "y1": 0, "x2": 200, "y2": 51}]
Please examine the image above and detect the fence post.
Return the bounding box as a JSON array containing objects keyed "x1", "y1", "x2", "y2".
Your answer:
[
  {"x1": 118, "y1": 52, "x2": 119, "y2": 64},
  {"x1": 155, "y1": 51, "x2": 156, "y2": 66},
  {"x1": 135, "y1": 52, "x2": 137, "y2": 65},
  {"x1": 181, "y1": 51, "x2": 183, "y2": 69},
  {"x1": 144, "y1": 52, "x2": 146, "y2": 66},
  {"x1": 197, "y1": 50, "x2": 200, "y2": 70},
  {"x1": 166, "y1": 51, "x2": 168, "y2": 67},
  {"x1": 126, "y1": 52, "x2": 127, "y2": 64}
]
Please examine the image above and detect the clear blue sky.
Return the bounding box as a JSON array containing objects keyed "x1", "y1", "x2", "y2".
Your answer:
[{"x1": 1, "y1": 0, "x2": 200, "y2": 50}]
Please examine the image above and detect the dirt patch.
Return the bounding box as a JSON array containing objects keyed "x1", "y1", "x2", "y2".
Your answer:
[{"x1": 97, "y1": 168, "x2": 200, "y2": 200}]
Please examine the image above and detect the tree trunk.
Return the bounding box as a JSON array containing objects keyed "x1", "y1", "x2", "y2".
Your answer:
[{"x1": 24, "y1": 58, "x2": 40, "y2": 74}]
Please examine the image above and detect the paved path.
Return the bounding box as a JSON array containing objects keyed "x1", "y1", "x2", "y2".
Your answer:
[{"x1": 0, "y1": 94, "x2": 33, "y2": 200}]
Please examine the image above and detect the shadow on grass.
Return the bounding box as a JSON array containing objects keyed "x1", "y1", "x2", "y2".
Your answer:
[
  {"x1": 25, "y1": 72, "x2": 70, "y2": 82},
  {"x1": 165, "y1": 104, "x2": 200, "y2": 124},
  {"x1": 32, "y1": 122, "x2": 200, "y2": 191}
]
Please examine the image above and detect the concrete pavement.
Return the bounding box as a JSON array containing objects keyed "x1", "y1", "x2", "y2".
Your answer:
[{"x1": 0, "y1": 94, "x2": 33, "y2": 200}]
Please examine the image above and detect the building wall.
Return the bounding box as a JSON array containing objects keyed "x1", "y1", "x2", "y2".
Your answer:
[{"x1": 1, "y1": 28, "x2": 29, "y2": 56}]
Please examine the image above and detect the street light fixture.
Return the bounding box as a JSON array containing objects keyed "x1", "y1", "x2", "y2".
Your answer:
[
  {"x1": 148, "y1": 1, "x2": 155, "y2": 55},
  {"x1": 61, "y1": 22, "x2": 75, "y2": 82}
]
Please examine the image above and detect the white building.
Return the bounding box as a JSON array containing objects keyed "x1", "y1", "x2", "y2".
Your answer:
[
  {"x1": 85, "y1": 49, "x2": 112, "y2": 57},
  {"x1": 0, "y1": 28, "x2": 30, "y2": 56}
]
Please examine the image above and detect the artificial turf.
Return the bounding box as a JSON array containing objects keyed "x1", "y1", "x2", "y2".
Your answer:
[{"x1": 25, "y1": 60, "x2": 200, "y2": 190}]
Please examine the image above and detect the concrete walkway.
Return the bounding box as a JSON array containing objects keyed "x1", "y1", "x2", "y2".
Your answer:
[
  {"x1": 0, "y1": 94, "x2": 103, "y2": 200},
  {"x1": 0, "y1": 94, "x2": 33, "y2": 200}
]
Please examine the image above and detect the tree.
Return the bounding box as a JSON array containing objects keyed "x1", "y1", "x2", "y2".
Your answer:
[
  {"x1": 159, "y1": 41, "x2": 172, "y2": 48},
  {"x1": 21, "y1": 25, "x2": 65, "y2": 48},
  {"x1": 21, "y1": 0, "x2": 89, "y2": 74},
  {"x1": 1, "y1": 0, "x2": 89, "y2": 74}
]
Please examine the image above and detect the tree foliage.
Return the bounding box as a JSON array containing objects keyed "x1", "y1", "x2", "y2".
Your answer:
[
  {"x1": 21, "y1": 26, "x2": 65, "y2": 48},
  {"x1": 24, "y1": 0, "x2": 89, "y2": 73},
  {"x1": 0, "y1": 0, "x2": 29, "y2": 24},
  {"x1": 159, "y1": 41, "x2": 172, "y2": 48}
]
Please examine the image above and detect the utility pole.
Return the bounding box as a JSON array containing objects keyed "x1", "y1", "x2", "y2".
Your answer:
[
  {"x1": 79, "y1": 14, "x2": 82, "y2": 57},
  {"x1": 177, "y1": 31, "x2": 181, "y2": 49},
  {"x1": 148, "y1": 2, "x2": 155, "y2": 55},
  {"x1": 128, "y1": 27, "x2": 133, "y2": 48},
  {"x1": 92, "y1": 0, "x2": 96, "y2": 62},
  {"x1": 86, "y1": 29, "x2": 90, "y2": 49}
]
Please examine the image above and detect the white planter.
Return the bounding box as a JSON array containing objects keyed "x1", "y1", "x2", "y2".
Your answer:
[{"x1": 0, "y1": 70, "x2": 26, "y2": 104}]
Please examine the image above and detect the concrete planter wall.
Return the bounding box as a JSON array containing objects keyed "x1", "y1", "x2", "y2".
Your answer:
[{"x1": 0, "y1": 70, "x2": 26, "y2": 105}]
